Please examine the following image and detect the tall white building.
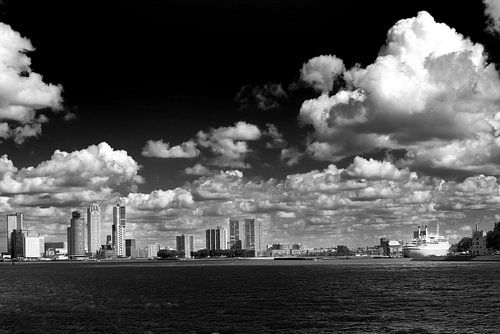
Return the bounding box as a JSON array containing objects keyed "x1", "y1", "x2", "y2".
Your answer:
[
  {"x1": 244, "y1": 218, "x2": 263, "y2": 252},
  {"x1": 24, "y1": 236, "x2": 45, "y2": 258},
  {"x1": 87, "y1": 203, "x2": 101, "y2": 254},
  {"x1": 112, "y1": 203, "x2": 126, "y2": 257},
  {"x1": 205, "y1": 226, "x2": 227, "y2": 250}
]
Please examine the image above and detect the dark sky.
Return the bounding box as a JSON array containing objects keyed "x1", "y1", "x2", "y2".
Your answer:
[{"x1": 0, "y1": 0, "x2": 492, "y2": 192}]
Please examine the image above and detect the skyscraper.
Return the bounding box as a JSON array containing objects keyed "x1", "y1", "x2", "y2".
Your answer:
[
  {"x1": 87, "y1": 203, "x2": 101, "y2": 254},
  {"x1": 112, "y1": 203, "x2": 126, "y2": 257},
  {"x1": 176, "y1": 234, "x2": 195, "y2": 258},
  {"x1": 1, "y1": 213, "x2": 23, "y2": 255},
  {"x1": 243, "y1": 218, "x2": 263, "y2": 252},
  {"x1": 229, "y1": 218, "x2": 243, "y2": 249},
  {"x1": 205, "y1": 226, "x2": 227, "y2": 250},
  {"x1": 68, "y1": 211, "x2": 86, "y2": 259}
]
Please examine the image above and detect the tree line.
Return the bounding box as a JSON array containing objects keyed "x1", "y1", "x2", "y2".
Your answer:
[{"x1": 452, "y1": 222, "x2": 500, "y2": 253}]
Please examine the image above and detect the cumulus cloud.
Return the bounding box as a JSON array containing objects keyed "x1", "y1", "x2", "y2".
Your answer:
[
  {"x1": 0, "y1": 142, "x2": 142, "y2": 199},
  {"x1": 484, "y1": 0, "x2": 500, "y2": 34},
  {"x1": 197, "y1": 121, "x2": 261, "y2": 168},
  {"x1": 184, "y1": 163, "x2": 212, "y2": 176},
  {"x1": 235, "y1": 83, "x2": 287, "y2": 111},
  {"x1": 142, "y1": 139, "x2": 200, "y2": 158},
  {"x1": 0, "y1": 22, "x2": 63, "y2": 143},
  {"x1": 300, "y1": 55, "x2": 345, "y2": 92},
  {"x1": 299, "y1": 11, "x2": 500, "y2": 176},
  {"x1": 122, "y1": 188, "x2": 194, "y2": 210}
]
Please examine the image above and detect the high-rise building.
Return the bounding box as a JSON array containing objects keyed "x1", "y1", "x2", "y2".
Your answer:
[
  {"x1": 87, "y1": 203, "x2": 101, "y2": 254},
  {"x1": 243, "y1": 218, "x2": 263, "y2": 252},
  {"x1": 1, "y1": 213, "x2": 23, "y2": 255},
  {"x1": 24, "y1": 236, "x2": 45, "y2": 258},
  {"x1": 112, "y1": 204, "x2": 126, "y2": 257},
  {"x1": 176, "y1": 234, "x2": 195, "y2": 258},
  {"x1": 229, "y1": 218, "x2": 243, "y2": 249},
  {"x1": 205, "y1": 226, "x2": 227, "y2": 250},
  {"x1": 125, "y1": 238, "x2": 137, "y2": 258},
  {"x1": 68, "y1": 211, "x2": 86, "y2": 259},
  {"x1": 10, "y1": 230, "x2": 24, "y2": 258}
]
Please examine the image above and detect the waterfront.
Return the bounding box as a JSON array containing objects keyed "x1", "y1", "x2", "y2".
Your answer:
[{"x1": 0, "y1": 260, "x2": 499, "y2": 333}]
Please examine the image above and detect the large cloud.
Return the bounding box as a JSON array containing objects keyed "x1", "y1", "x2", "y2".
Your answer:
[
  {"x1": 484, "y1": 0, "x2": 500, "y2": 34},
  {"x1": 299, "y1": 11, "x2": 500, "y2": 175},
  {"x1": 0, "y1": 142, "x2": 142, "y2": 197},
  {"x1": 0, "y1": 22, "x2": 63, "y2": 143}
]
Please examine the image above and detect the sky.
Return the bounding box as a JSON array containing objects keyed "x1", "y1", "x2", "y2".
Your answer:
[{"x1": 1, "y1": 0, "x2": 500, "y2": 248}]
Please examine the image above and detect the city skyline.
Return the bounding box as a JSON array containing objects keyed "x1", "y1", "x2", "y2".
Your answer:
[{"x1": 2, "y1": 1, "x2": 500, "y2": 248}]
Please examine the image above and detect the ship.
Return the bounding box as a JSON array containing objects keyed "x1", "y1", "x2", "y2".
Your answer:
[{"x1": 402, "y1": 224, "x2": 450, "y2": 258}]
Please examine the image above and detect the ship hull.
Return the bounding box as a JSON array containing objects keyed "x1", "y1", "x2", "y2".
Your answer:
[{"x1": 402, "y1": 246, "x2": 449, "y2": 258}]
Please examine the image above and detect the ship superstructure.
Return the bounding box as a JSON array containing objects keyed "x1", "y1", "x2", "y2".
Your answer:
[{"x1": 402, "y1": 224, "x2": 450, "y2": 258}]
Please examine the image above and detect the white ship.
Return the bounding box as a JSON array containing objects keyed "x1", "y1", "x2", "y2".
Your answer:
[{"x1": 402, "y1": 224, "x2": 450, "y2": 258}]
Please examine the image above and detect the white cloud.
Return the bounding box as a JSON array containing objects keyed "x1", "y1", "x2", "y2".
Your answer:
[
  {"x1": 0, "y1": 22, "x2": 63, "y2": 143},
  {"x1": 346, "y1": 156, "x2": 415, "y2": 181},
  {"x1": 142, "y1": 139, "x2": 200, "y2": 158},
  {"x1": 299, "y1": 11, "x2": 500, "y2": 175},
  {"x1": 184, "y1": 163, "x2": 212, "y2": 176},
  {"x1": 122, "y1": 188, "x2": 194, "y2": 210},
  {"x1": 0, "y1": 142, "x2": 142, "y2": 197},
  {"x1": 301, "y1": 55, "x2": 345, "y2": 92},
  {"x1": 197, "y1": 121, "x2": 261, "y2": 168},
  {"x1": 484, "y1": 0, "x2": 500, "y2": 33}
]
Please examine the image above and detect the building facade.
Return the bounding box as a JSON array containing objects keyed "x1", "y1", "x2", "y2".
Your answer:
[
  {"x1": 243, "y1": 219, "x2": 263, "y2": 252},
  {"x1": 125, "y1": 238, "x2": 137, "y2": 258},
  {"x1": 1, "y1": 213, "x2": 23, "y2": 255},
  {"x1": 471, "y1": 224, "x2": 487, "y2": 255},
  {"x1": 205, "y1": 226, "x2": 227, "y2": 250},
  {"x1": 87, "y1": 203, "x2": 101, "y2": 255},
  {"x1": 147, "y1": 244, "x2": 160, "y2": 258},
  {"x1": 112, "y1": 204, "x2": 126, "y2": 257},
  {"x1": 176, "y1": 234, "x2": 195, "y2": 258},
  {"x1": 229, "y1": 218, "x2": 243, "y2": 249},
  {"x1": 24, "y1": 236, "x2": 45, "y2": 259},
  {"x1": 68, "y1": 211, "x2": 86, "y2": 259}
]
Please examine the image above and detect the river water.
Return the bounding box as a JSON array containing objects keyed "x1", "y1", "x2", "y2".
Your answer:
[{"x1": 0, "y1": 259, "x2": 498, "y2": 333}]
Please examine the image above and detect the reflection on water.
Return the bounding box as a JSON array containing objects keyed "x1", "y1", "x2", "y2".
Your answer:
[{"x1": 0, "y1": 260, "x2": 499, "y2": 333}]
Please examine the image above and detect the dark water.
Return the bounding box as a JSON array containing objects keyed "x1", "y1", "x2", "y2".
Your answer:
[{"x1": 0, "y1": 260, "x2": 499, "y2": 333}]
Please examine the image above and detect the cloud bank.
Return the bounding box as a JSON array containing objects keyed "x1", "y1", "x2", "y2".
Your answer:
[{"x1": 0, "y1": 22, "x2": 63, "y2": 143}]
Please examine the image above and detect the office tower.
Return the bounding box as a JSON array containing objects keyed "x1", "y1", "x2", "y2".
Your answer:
[
  {"x1": 229, "y1": 218, "x2": 243, "y2": 249},
  {"x1": 126, "y1": 238, "x2": 136, "y2": 257},
  {"x1": 1, "y1": 213, "x2": 23, "y2": 255},
  {"x1": 10, "y1": 230, "x2": 24, "y2": 258},
  {"x1": 87, "y1": 203, "x2": 101, "y2": 254},
  {"x1": 205, "y1": 226, "x2": 227, "y2": 250},
  {"x1": 24, "y1": 236, "x2": 45, "y2": 258},
  {"x1": 112, "y1": 204, "x2": 126, "y2": 257},
  {"x1": 243, "y1": 218, "x2": 263, "y2": 251},
  {"x1": 176, "y1": 234, "x2": 195, "y2": 258},
  {"x1": 68, "y1": 211, "x2": 86, "y2": 259}
]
